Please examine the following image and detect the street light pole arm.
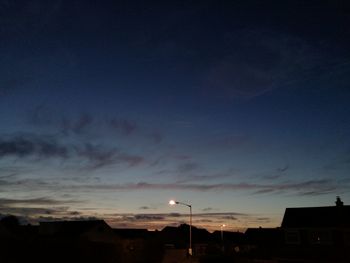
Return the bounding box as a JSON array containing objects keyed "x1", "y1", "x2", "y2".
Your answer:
[
  {"x1": 169, "y1": 199, "x2": 193, "y2": 256},
  {"x1": 175, "y1": 201, "x2": 191, "y2": 208}
]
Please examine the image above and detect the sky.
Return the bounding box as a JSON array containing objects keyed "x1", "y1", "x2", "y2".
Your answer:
[{"x1": 1, "y1": 0, "x2": 350, "y2": 232}]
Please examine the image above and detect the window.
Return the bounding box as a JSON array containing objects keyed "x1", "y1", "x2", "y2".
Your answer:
[
  {"x1": 285, "y1": 230, "x2": 300, "y2": 244},
  {"x1": 309, "y1": 230, "x2": 332, "y2": 245}
]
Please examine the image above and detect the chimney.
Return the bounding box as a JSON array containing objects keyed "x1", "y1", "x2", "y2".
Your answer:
[{"x1": 335, "y1": 196, "x2": 344, "y2": 207}]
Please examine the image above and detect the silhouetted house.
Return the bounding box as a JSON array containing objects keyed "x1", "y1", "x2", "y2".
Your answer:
[
  {"x1": 0, "y1": 221, "x2": 14, "y2": 239},
  {"x1": 245, "y1": 227, "x2": 282, "y2": 246},
  {"x1": 243, "y1": 227, "x2": 282, "y2": 260},
  {"x1": 113, "y1": 228, "x2": 149, "y2": 239},
  {"x1": 160, "y1": 225, "x2": 191, "y2": 248},
  {"x1": 0, "y1": 215, "x2": 21, "y2": 239},
  {"x1": 39, "y1": 220, "x2": 116, "y2": 242},
  {"x1": 159, "y1": 224, "x2": 216, "y2": 260},
  {"x1": 210, "y1": 230, "x2": 244, "y2": 255},
  {"x1": 113, "y1": 228, "x2": 164, "y2": 263},
  {"x1": 280, "y1": 197, "x2": 350, "y2": 262},
  {"x1": 36, "y1": 220, "x2": 121, "y2": 263},
  {"x1": 212, "y1": 230, "x2": 244, "y2": 244},
  {"x1": 160, "y1": 224, "x2": 211, "y2": 250}
]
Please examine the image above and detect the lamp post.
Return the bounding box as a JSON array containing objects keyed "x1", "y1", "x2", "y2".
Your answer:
[
  {"x1": 169, "y1": 199, "x2": 192, "y2": 256},
  {"x1": 220, "y1": 224, "x2": 226, "y2": 252}
]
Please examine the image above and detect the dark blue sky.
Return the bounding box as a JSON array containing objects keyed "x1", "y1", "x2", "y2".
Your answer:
[{"x1": 1, "y1": 0, "x2": 350, "y2": 230}]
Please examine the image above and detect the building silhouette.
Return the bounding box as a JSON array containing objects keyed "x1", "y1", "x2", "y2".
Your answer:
[
  {"x1": 1, "y1": 197, "x2": 349, "y2": 262},
  {"x1": 280, "y1": 197, "x2": 350, "y2": 262}
]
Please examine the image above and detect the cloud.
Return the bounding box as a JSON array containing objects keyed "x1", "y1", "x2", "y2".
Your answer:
[
  {"x1": 0, "y1": 206, "x2": 63, "y2": 216},
  {"x1": 61, "y1": 113, "x2": 94, "y2": 135},
  {"x1": 0, "y1": 197, "x2": 79, "y2": 206},
  {"x1": 201, "y1": 26, "x2": 350, "y2": 99},
  {"x1": 176, "y1": 170, "x2": 235, "y2": 183},
  {"x1": 27, "y1": 108, "x2": 95, "y2": 136},
  {"x1": 169, "y1": 213, "x2": 181, "y2": 217},
  {"x1": 277, "y1": 164, "x2": 289, "y2": 173},
  {"x1": 0, "y1": 196, "x2": 85, "y2": 223},
  {"x1": 72, "y1": 178, "x2": 341, "y2": 196},
  {"x1": 102, "y1": 211, "x2": 253, "y2": 231},
  {"x1": 108, "y1": 213, "x2": 167, "y2": 223},
  {"x1": 3, "y1": 175, "x2": 339, "y2": 197},
  {"x1": 134, "y1": 214, "x2": 165, "y2": 221},
  {"x1": 262, "y1": 175, "x2": 282, "y2": 180},
  {"x1": 202, "y1": 207, "x2": 215, "y2": 212},
  {"x1": 195, "y1": 212, "x2": 246, "y2": 217},
  {"x1": 208, "y1": 134, "x2": 250, "y2": 149},
  {"x1": 0, "y1": 135, "x2": 68, "y2": 159},
  {"x1": 26, "y1": 106, "x2": 165, "y2": 148},
  {"x1": 176, "y1": 162, "x2": 199, "y2": 173},
  {"x1": 76, "y1": 143, "x2": 144, "y2": 169},
  {"x1": 0, "y1": 133, "x2": 144, "y2": 169},
  {"x1": 253, "y1": 189, "x2": 276, "y2": 195},
  {"x1": 0, "y1": 205, "x2": 81, "y2": 218},
  {"x1": 149, "y1": 132, "x2": 163, "y2": 144},
  {"x1": 220, "y1": 215, "x2": 237, "y2": 220},
  {"x1": 0, "y1": 177, "x2": 49, "y2": 190},
  {"x1": 106, "y1": 212, "x2": 245, "y2": 226},
  {"x1": 109, "y1": 118, "x2": 137, "y2": 135},
  {"x1": 139, "y1": 206, "x2": 151, "y2": 210}
]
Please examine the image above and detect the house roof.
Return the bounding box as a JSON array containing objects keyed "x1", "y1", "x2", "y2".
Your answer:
[
  {"x1": 281, "y1": 205, "x2": 350, "y2": 228},
  {"x1": 113, "y1": 228, "x2": 149, "y2": 238},
  {"x1": 39, "y1": 220, "x2": 110, "y2": 236}
]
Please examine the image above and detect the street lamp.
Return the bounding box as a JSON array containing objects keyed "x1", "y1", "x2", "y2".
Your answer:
[
  {"x1": 220, "y1": 224, "x2": 226, "y2": 241},
  {"x1": 220, "y1": 224, "x2": 226, "y2": 251},
  {"x1": 169, "y1": 199, "x2": 193, "y2": 256}
]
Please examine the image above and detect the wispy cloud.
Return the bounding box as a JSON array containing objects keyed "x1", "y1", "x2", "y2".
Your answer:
[
  {"x1": 103, "y1": 211, "x2": 255, "y2": 231},
  {"x1": 2, "y1": 173, "x2": 341, "y2": 197},
  {"x1": 220, "y1": 215, "x2": 238, "y2": 220},
  {"x1": 61, "y1": 113, "x2": 94, "y2": 136},
  {"x1": 277, "y1": 164, "x2": 289, "y2": 173},
  {"x1": 108, "y1": 118, "x2": 137, "y2": 135},
  {"x1": 70, "y1": 178, "x2": 341, "y2": 196},
  {"x1": 0, "y1": 195, "x2": 85, "y2": 223},
  {"x1": 176, "y1": 170, "x2": 235, "y2": 183},
  {"x1": 76, "y1": 143, "x2": 144, "y2": 169},
  {"x1": 139, "y1": 206, "x2": 152, "y2": 210},
  {"x1": 201, "y1": 27, "x2": 350, "y2": 99},
  {"x1": 0, "y1": 133, "x2": 145, "y2": 169},
  {"x1": 0, "y1": 134, "x2": 68, "y2": 159},
  {"x1": 201, "y1": 207, "x2": 215, "y2": 212},
  {"x1": 26, "y1": 106, "x2": 165, "y2": 146},
  {"x1": 0, "y1": 197, "x2": 79, "y2": 206},
  {"x1": 176, "y1": 161, "x2": 199, "y2": 173}
]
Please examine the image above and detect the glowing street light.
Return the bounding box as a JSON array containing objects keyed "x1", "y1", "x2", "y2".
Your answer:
[
  {"x1": 220, "y1": 224, "x2": 226, "y2": 251},
  {"x1": 169, "y1": 199, "x2": 192, "y2": 256},
  {"x1": 220, "y1": 224, "x2": 226, "y2": 242}
]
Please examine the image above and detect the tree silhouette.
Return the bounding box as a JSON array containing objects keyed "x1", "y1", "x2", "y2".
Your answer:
[{"x1": 0, "y1": 215, "x2": 19, "y2": 229}]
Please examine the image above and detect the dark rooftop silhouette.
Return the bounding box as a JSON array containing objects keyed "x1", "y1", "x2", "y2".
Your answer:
[
  {"x1": 39, "y1": 220, "x2": 111, "y2": 236},
  {"x1": 281, "y1": 197, "x2": 350, "y2": 228}
]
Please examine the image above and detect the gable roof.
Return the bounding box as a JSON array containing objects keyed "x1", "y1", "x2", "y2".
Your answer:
[{"x1": 281, "y1": 205, "x2": 350, "y2": 228}]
